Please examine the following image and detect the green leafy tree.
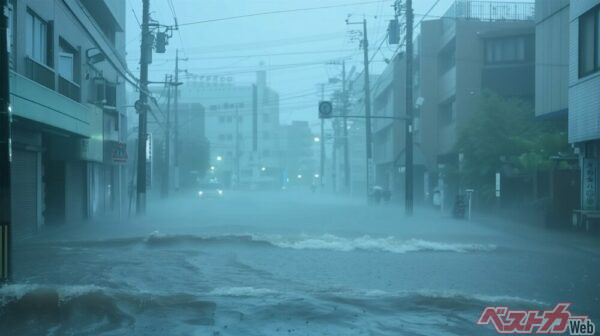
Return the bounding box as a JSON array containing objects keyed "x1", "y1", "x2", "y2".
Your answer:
[{"x1": 456, "y1": 91, "x2": 568, "y2": 201}]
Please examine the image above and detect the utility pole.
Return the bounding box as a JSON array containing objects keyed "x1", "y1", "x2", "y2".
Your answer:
[
  {"x1": 341, "y1": 60, "x2": 350, "y2": 192},
  {"x1": 347, "y1": 18, "x2": 373, "y2": 200},
  {"x1": 173, "y1": 49, "x2": 180, "y2": 191},
  {"x1": 161, "y1": 74, "x2": 172, "y2": 198},
  {"x1": 135, "y1": 0, "x2": 150, "y2": 214},
  {"x1": 332, "y1": 119, "x2": 337, "y2": 193},
  {"x1": 0, "y1": 0, "x2": 12, "y2": 283},
  {"x1": 404, "y1": 0, "x2": 414, "y2": 216},
  {"x1": 361, "y1": 19, "x2": 373, "y2": 200},
  {"x1": 320, "y1": 83, "x2": 325, "y2": 189},
  {"x1": 235, "y1": 105, "x2": 241, "y2": 188}
]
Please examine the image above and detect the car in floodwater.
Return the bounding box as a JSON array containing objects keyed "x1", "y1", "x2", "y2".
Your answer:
[{"x1": 197, "y1": 182, "x2": 224, "y2": 198}]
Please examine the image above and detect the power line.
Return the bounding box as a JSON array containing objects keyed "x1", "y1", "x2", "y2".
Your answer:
[
  {"x1": 131, "y1": 49, "x2": 358, "y2": 62},
  {"x1": 167, "y1": 0, "x2": 188, "y2": 59},
  {"x1": 415, "y1": 0, "x2": 442, "y2": 28},
  {"x1": 178, "y1": 0, "x2": 390, "y2": 26}
]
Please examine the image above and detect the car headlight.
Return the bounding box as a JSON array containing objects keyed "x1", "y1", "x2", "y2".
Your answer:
[
  {"x1": 198, "y1": 191, "x2": 204, "y2": 197},
  {"x1": 217, "y1": 189, "x2": 223, "y2": 195}
]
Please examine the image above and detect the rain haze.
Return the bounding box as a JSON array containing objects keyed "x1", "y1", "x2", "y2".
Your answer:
[{"x1": 0, "y1": 0, "x2": 599, "y2": 335}]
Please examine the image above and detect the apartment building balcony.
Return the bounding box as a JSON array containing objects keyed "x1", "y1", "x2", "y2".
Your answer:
[
  {"x1": 10, "y1": 70, "x2": 90, "y2": 137},
  {"x1": 58, "y1": 76, "x2": 81, "y2": 102},
  {"x1": 24, "y1": 56, "x2": 55, "y2": 90}
]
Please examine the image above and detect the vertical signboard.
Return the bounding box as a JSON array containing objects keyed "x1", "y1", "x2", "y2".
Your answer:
[
  {"x1": 495, "y1": 172, "x2": 501, "y2": 198},
  {"x1": 146, "y1": 133, "x2": 153, "y2": 188},
  {"x1": 582, "y1": 158, "x2": 597, "y2": 210}
]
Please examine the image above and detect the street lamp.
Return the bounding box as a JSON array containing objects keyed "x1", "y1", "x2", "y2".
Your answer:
[
  {"x1": 216, "y1": 156, "x2": 223, "y2": 161},
  {"x1": 261, "y1": 166, "x2": 267, "y2": 172},
  {"x1": 313, "y1": 136, "x2": 320, "y2": 143},
  {"x1": 297, "y1": 174, "x2": 303, "y2": 179}
]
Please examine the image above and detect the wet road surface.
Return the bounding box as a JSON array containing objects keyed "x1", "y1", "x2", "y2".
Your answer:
[{"x1": 2, "y1": 190, "x2": 599, "y2": 335}]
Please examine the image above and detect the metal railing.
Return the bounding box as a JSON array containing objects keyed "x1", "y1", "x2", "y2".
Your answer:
[
  {"x1": 24, "y1": 56, "x2": 55, "y2": 90},
  {"x1": 443, "y1": 0, "x2": 535, "y2": 21},
  {"x1": 58, "y1": 76, "x2": 81, "y2": 102}
]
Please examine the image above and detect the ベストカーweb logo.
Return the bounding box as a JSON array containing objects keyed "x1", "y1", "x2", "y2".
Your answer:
[{"x1": 476, "y1": 303, "x2": 595, "y2": 335}]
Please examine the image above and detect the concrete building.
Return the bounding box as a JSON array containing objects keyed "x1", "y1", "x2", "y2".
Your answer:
[
  {"x1": 279, "y1": 121, "x2": 317, "y2": 188},
  {"x1": 370, "y1": 50, "x2": 428, "y2": 204},
  {"x1": 344, "y1": 73, "x2": 378, "y2": 197},
  {"x1": 568, "y1": 1, "x2": 600, "y2": 215},
  {"x1": 535, "y1": 0, "x2": 569, "y2": 119},
  {"x1": 8, "y1": 0, "x2": 128, "y2": 238},
  {"x1": 415, "y1": 0, "x2": 535, "y2": 209},
  {"x1": 178, "y1": 70, "x2": 281, "y2": 189}
]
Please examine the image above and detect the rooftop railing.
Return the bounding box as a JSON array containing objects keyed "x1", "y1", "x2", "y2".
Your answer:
[{"x1": 443, "y1": 0, "x2": 535, "y2": 21}]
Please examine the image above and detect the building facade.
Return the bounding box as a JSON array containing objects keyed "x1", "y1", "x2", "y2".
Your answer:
[
  {"x1": 178, "y1": 70, "x2": 281, "y2": 189},
  {"x1": 8, "y1": 0, "x2": 128, "y2": 238},
  {"x1": 569, "y1": 0, "x2": 600, "y2": 213},
  {"x1": 416, "y1": 1, "x2": 535, "y2": 209},
  {"x1": 279, "y1": 121, "x2": 317, "y2": 188}
]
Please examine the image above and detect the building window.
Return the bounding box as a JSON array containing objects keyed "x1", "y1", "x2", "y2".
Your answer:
[
  {"x1": 7, "y1": 3, "x2": 13, "y2": 62},
  {"x1": 485, "y1": 36, "x2": 526, "y2": 64},
  {"x1": 26, "y1": 9, "x2": 49, "y2": 66},
  {"x1": 438, "y1": 98, "x2": 455, "y2": 127},
  {"x1": 438, "y1": 39, "x2": 456, "y2": 75},
  {"x1": 58, "y1": 39, "x2": 79, "y2": 83},
  {"x1": 579, "y1": 5, "x2": 600, "y2": 78}
]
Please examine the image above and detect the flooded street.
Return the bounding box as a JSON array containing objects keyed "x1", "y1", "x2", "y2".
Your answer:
[{"x1": 3, "y1": 191, "x2": 599, "y2": 335}]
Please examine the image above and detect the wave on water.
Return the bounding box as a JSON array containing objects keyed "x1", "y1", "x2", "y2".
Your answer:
[
  {"x1": 0, "y1": 284, "x2": 545, "y2": 336},
  {"x1": 270, "y1": 234, "x2": 496, "y2": 254},
  {"x1": 207, "y1": 286, "x2": 280, "y2": 297},
  {"x1": 64, "y1": 231, "x2": 497, "y2": 254},
  {"x1": 0, "y1": 284, "x2": 217, "y2": 335},
  {"x1": 317, "y1": 288, "x2": 548, "y2": 312}
]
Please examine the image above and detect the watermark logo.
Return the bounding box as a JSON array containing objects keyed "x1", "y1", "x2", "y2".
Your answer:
[{"x1": 476, "y1": 303, "x2": 595, "y2": 335}]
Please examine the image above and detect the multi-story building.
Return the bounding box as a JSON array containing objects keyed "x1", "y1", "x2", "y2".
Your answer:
[
  {"x1": 8, "y1": 0, "x2": 128, "y2": 238},
  {"x1": 415, "y1": 0, "x2": 535, "y2": 209},
  {"x1": 178, "y1": 70, "x2": 281, "y2": 189},
  {"x1": 535, "y1": 0, "x2": 569, "y2": 120},
  {"x1": 370, "y1": 50, "x2": 427, "y2": 203},
  {"x1": 534, "y1": 0, "x2": 579, "y2": 227},
  {"x1": 568, "y1": 1, "x2": 600, "y2": 218},
  {"x1": 279, "y1": 121, "x2": 316, "y2": 187},
  {"x1": 344, "y1": 73, "x2": 377, "y2": 197}
]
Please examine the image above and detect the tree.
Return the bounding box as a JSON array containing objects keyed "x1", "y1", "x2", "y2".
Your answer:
[{"x1": 456, "y1": 91, "x2": 569, "y2": 202}]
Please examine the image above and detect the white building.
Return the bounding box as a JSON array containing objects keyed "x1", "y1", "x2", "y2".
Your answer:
[{"x1": 179, "y1": 70, "x2": 281, "y2": 188}]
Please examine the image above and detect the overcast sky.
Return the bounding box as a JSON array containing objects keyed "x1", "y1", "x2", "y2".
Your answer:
[{"x1": 125, "y1": 0, "x2": 532, "y2": 128}]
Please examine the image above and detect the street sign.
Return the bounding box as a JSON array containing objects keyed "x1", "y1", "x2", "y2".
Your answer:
[
  {"x1": 318, "y1": 101, "x2": 333, "y2": 119},
  {"x1": 583, "y1": 159, "x2": 597, "y2": 210}
]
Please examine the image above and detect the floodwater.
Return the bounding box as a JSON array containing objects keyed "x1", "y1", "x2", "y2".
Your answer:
[{"x1": 2, "y1": 191, "x2": 599, "y2": 335}]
